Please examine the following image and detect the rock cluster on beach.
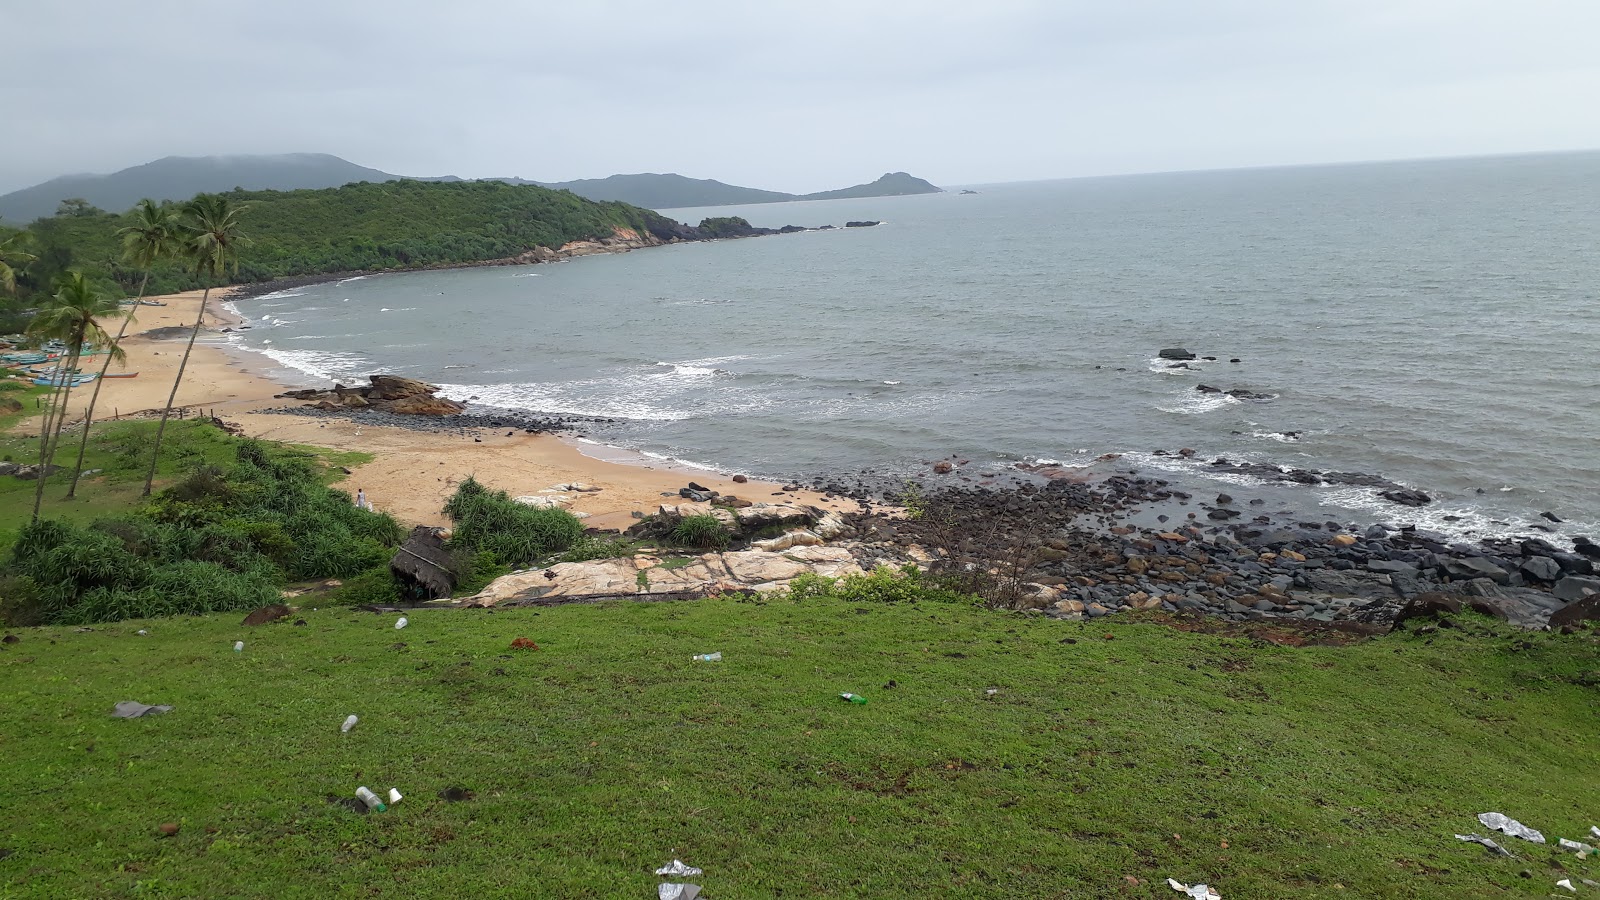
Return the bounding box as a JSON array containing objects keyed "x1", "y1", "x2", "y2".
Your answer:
[{"x1": 276, "y1": 375, "x2": 465, "y2": 416}]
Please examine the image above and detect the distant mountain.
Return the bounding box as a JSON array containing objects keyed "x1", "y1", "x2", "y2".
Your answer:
[
  {"x1": 0, "y1": 153, "x2": 407, "y2": 223},
  {"x1": 535, "y1": 173, "x2": 795, "y2": 209},
  {"x1": 799, "y1": 172, "x2": 942, "y2": 201},
  {"x1": 533, "y1": 170, "x2": 942, "y2": 209},
  {"x1": 1, "y1": 153, "x2": 943, "y2": 223}
]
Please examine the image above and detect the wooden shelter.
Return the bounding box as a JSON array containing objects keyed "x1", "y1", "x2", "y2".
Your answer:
[{"x1": 390, "y1": 526, "x2": 458, "y2": 599}]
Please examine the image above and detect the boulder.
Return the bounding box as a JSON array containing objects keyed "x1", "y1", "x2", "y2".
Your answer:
[
  {"x1": 1553, "y1": 552, "x2": 1595, "y2": 576},
  {"x1": 241, "y1": 604, "x2": 292, "y2": 626},
  {"x1": 720, "y1": 551, "x2": 809, "y2": 586},
  {"x1": 366, "y1": 375, "x2": 440, "y2": 401},
  {"x1": 782, "y1": 544, "x2": 865, "y2": 578},
  {"x1": 382, "y1": 393, "x2": 466, "y2": 415},
  {"x1": 751, "y1": 529, "x2": 823, "y2": 552},
  {"x1": 1550, "y1": 595, "x2": 1600, "y2": 629},
  {"x1": 1394, "y1": 591, "x2": 1506, "y2": 626},
  {"x1": 1158, "y1": 348, "x2": 1197, "y2": 361},
  {"x1": 733, "y1": 503, "x2": 814, "y2": 530},
  {"x1": 932, "y1": 461, "x2": 954, "y2": 474},
  {"x1": 1442, "y1": 557, "x2": 1510, "y2": 585},
  {"x1": 1520, "y1": 556, "x2": 1561, "y2": 583},
  {"x1": 1380, "y1": 489, "x2": 1432, "y2": 507},
  {"x1": 1553, "y1": 575, "x2": 1600, "y2": 602}
]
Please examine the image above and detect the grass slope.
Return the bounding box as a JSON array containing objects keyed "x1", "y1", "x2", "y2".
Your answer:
[{"x1": 0, "y1": 598, "x2": 1594, "y2": 898}]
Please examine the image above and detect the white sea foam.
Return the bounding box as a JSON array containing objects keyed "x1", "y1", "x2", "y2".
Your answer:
[
  {"x1": 337, "y1": 275, "x2": 369, "y2": 284},
  {"x1": 251, "y1": 289, "x2": 307, "y2": 302},
  {"x1": 1119, "y1": 451, "x2": 1275, "y2": 488},
  {"x1": 510, "y1": 272, "x2": 543, "y2": 278},
  {"x1": 1156, "y1": 392, "x2": 1240, "y2": 415},
  {"x1": 1148, "y1": 357, "x2": 1200, "y2": 375},
  {"x1": 248, "y1": 346, "x2": 370, "y2": 383},
  {"x1": 883, "y1": 380, "x2": 902, "y2": 385},
  {"x1": 1315, "y1": 487, "x2": 1585, "y2": 549},
  {"x1": 1250, "y1": 431, "x2": 1304, "y2": 443}
]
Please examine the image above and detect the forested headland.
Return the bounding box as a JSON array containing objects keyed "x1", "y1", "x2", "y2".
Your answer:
[{"x1": 0, "y1": 179, "x2": 698, "y2": 306}]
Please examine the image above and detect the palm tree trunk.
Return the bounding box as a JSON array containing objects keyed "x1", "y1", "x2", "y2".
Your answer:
[
  {"x1": 142, "y1": 284, "x2": 209, "y2": 497},
  {"x1": 65, "y1": 274, "x2": 144, "y2": 498},
  {"x1": 32, "y1": 343, "x2": 84, "y2": 521}
]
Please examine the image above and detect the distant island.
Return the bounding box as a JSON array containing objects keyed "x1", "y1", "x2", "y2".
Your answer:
[{"x1": 0, "y1": 153, "x2": 942, "y2": 223}]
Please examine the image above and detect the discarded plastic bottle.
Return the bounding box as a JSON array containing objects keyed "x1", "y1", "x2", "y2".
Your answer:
[
  {"x1": 691, "y1": 652, "x2": 722, "y2": 662},
  {"x1": 395, "y1": 617, "x2": 408, "y2": 630},
  {"x1": 839, "y1": 693, "x2": 868, "y2": 704},
  {"x1": 341, "y1": 715, "x2": 359, "y2": 733},
  {"x1": 233, "y1": 641, "x2": 244, "y2": 653},
  {"x1": 355, "y1": 786, "x2": 387, "y2": 812},
  {"x1": 387, "y1": 787, "x2": 403, "y2": 805}
]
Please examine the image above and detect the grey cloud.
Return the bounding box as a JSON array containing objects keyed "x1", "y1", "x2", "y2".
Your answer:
[{"x1": 4, "y1": 0, "x2": 1599, "y2": 195}]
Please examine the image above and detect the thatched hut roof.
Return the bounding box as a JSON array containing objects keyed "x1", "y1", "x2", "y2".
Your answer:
[{"x1": 390, "y1": 526, "x2": 458, "y2": 599}]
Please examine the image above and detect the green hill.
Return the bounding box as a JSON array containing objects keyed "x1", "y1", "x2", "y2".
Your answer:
[
  {"x1": 800, "y1": 171, "x2": 943, "y2": 201},
  {"x1": 1, "y1": 179, "x2": 690, "y2": 298}
]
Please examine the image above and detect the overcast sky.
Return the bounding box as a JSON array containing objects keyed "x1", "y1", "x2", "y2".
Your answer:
[{"x1": 5, "y1": 0, "x2": 1599, "y2": 194}]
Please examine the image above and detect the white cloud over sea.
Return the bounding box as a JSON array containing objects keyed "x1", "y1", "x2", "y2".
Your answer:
[{"x1": 4, "y1": 0, "x2": 1600, "y2": 192}]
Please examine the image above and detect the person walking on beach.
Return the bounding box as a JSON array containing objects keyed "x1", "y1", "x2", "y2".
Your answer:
[{"x1": 355, "y1": 488, "x2": 369, "y2": 511}]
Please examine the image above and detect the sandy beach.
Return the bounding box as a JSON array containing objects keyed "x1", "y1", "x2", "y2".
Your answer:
[{"x1": 35, "y1": 287, "x2": 850, "y2": 530}]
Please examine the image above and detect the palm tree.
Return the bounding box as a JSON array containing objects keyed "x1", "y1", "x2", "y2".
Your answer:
[
  {"x1": 26, "y1": 272, "x2": 126, "y2": 521},
  {"x1": 142, "y1": 194, "x2": 248, "y2": 497},
  {"x1": 0, "y1": 231, "x2": 37, "y2": 295},
  {"x1": 64, "y1": 200, "x2": 181, "y2": 497}
]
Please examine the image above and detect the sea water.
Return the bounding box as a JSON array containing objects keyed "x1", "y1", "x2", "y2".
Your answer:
[{"x1": 229, "y1": 151, "x2": 1600, "y2": 545}]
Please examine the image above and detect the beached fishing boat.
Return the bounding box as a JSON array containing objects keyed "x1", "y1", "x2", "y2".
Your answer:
[
  {"x1": 2, "y1": 352, "x2": 50, "y2": 364},
  {"x1": 33, "y1": 374, "x2": 97, "y2": 387},
  {"x1": 101, "y1": 371, "x2": 139, "y2": 378}
]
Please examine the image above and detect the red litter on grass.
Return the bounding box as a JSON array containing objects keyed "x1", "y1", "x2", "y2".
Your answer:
[{"x1": 510, "y1": 637, "x2": 539, "y2": 651}]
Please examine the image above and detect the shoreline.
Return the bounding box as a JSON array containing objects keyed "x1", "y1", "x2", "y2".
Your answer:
[{"x1": 37, "y1": 287, "x2": 858, "y2": 531}]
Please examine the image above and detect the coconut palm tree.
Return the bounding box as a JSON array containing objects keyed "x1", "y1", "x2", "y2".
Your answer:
[
  {"x1": 0, "y1": 231, "x2": 37, "y2": 295},
  {"x1": 26, "y1": 272, "x2": 125, "y2": 520},
  {"x1": 64, "y1": 200, "x2": 181, "y2": 498},
  {"x1": 142, "y1": 194, "x2": 248, "y2": 497}
]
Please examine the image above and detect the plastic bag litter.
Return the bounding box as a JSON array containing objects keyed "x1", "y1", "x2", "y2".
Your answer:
[
  {"x1": 1167, "y1": 878, "x2": 1220, "y2": 899},
  {"x1": 1556, "y1": 879, "x2": 1576, "y2": 893},
  {"x1": 1478, "y1": 812, "x2": 1545, "y2": 843},
  {"x1": 112, "y1": 701, "x2": 173, "y2": 718},
  {"x1": 1455, "y1": 834, "x2": 1514, "y2": 857},
  {"x1": 658, "y1": 885, "x2": 700, "y2": 900},
  {"x1": 655, "y1": 860, "x2": 703, "y2": 877}
]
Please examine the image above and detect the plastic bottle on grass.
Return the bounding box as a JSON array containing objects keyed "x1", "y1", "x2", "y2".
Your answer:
[
  {"x1": 395, "y1": 617, "x2": 408, "y2": 630},
  {"x1": 233, "y1": 641, "x2": 244, "y2": 653},
  {"x1": 691, "y1": 652, "x2": 722, "y2": 662},
  {"x1": 355, "y1": 786, "x2": 387, "y2": 812},
  {"x1": 341, "y1": 715, "x2": 358, "y2": 733},
  {"x1": 839, "y1": 693, "x2": 868, "y2": 704}
]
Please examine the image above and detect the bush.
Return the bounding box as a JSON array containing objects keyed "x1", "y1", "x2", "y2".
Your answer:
[
  {"x1": 786, "y1": 565, "x2": 978, "y2": 606},
  {"x1": 442, "y1": 478, "x2": 584, "y2": 566},
  {"x1": 2, "y1": 433, "x2": 406, "y2": 624},
  {"x1": 558, "y1": 536, "x2": 633, "y2": 563},
  {"x1": 670, "y1": 514, "x2": 730, "y2": 550},
  {"x1": 329, "y1": 565, "x2": 404, "y2": 607},
  {"x1": 452, "y1": 550, "x2": 510, "y2": 598}
]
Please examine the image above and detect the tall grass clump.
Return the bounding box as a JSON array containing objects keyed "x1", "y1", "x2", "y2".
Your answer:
[
  {"x1": 442, "y1": 477, "x2": 584, "y2": 567},
  {"x1": 670, "y1": 513, "x2": 731, "y2": 550}
]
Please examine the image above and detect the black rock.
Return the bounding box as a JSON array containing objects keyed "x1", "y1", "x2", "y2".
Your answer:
[
  {"x1": 1158, "y1": 348, "x2": 1197, "y2": 361},
  {"x1": 1539, "y1": 511, "x2": 1563, "y2": 523},
  {"x1": 1379, "y1": 489, "x2": 1432, "y2": 507},
  {"x1": 1216, "y1": 493, "x2": 1233, "y2": 505},
  {"x1": 1520, "y1": 556, "x2": 1561, "y2": 583}
]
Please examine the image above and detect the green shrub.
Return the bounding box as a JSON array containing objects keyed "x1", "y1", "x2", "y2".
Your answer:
[
  {"x1": 786, "y1": 565, "x2": 978, "y2": 606},
  {"x1": 0, "y1": 574, "x2": 45, "y2": 626},
  {"x1": 558, "y1": 536, "x2": 634, "y2": 563},
  {"x1": 329, "y1": 565, "x2": 404, "y2": 607},
  {"x1": 451, "y1": 550, "x2": 510, "y2": 598},
  {"x1": 670, "y1": 514, "x2": 730, "y2": 550},
  {"x1": 442, "y1": 478, "x2": 584, "y2": 566}
]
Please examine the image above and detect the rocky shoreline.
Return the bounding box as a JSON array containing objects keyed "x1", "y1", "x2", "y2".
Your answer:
[{"x1": 261, "y1": 380, "x2": 1599, "y2": 634}]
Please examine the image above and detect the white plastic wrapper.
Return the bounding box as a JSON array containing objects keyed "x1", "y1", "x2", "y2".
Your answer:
[
  {"x1": 1167, "y1": 878, "x2": 1220, "y2": 899},
  {"x1": 655, "y1": 860, "x2": 703, "y2": 877},
  {"x1": 1478, "y1": 812, "x2": 1545, "y2": 843},
  {"x1": 1455, "y1": 833, "x2": 1514, "y2": 857},
  {"x1": 1556, "y1": 879, "x2": 1576, "y2": 893},
  {"x1": 658, "y1": 885, "x2": 700, "y2": 900}
]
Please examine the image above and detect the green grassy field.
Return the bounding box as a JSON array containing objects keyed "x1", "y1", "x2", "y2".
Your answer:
[{"x1": 1, "y1": 597, "x2": 1594, "y2": 899}]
